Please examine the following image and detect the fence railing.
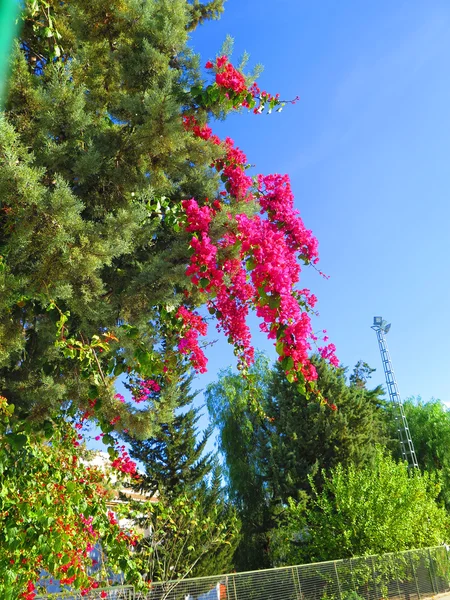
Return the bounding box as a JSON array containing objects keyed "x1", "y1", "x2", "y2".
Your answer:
[
  {"x1": 35, "y1": 586, "x2": 135, "y2": 599},
  {"x1": 36, "y1": 545, "x2": 450, "y2": 600}
]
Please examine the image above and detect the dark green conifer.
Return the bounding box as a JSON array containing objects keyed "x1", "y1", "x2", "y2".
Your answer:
[
  {"x1": 0, "y1": 0, "x2": 226, "y2": 435},
  {"x1": 266, "y1": 358, "x2": 387, "y2": 500},
  {"x1": 124, "y1": 373, "x2": 240, "y2": 577},
  {"x1": 126, "y1": 374, "x2": 214, "y2": 497}
]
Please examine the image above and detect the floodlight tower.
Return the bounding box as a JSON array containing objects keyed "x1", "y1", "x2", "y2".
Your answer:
[{"x1": 371, "y1": 317, "x2": 419, "y2": 469}]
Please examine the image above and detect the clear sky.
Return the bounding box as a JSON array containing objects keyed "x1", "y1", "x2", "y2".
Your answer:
[{"x1": 184, "y1": 0, "x2": 450, "y2": 431}]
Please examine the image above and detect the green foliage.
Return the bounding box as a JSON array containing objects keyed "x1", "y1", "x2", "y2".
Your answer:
[
  {"x1": 206, "y1": 353, "x2": 273, "y2": 509},
  {"x1": 206, "y1": 354, "x2": 387, "y2": 570},
  {"x1": 206, "y1": 353, "x2": 274, "y2": 570},
  {"x1": 272, "y1": 448, "x2": 449, "y2": 566},
  {"x1": 387, "y1": 397, "x2": 450, "y2": 508},
  {"x1": 0, "y1": 395, "x2": 143, "y2": 597},
  {"x1": 266, "y1": 358, "x2": 387, "y2": 500},
  {"x1": 349, "y1": 360, "x2": 376, "y2": 388},
  {"x1": 0, "y1": 0, "x2": 233, "y2": 437},
  {"x1": 186, "y1": 0, "x2": 225, "y2": 32},
  {"x1": 124, "y1": 373, "x2": 240, "y2": 578},
  {"x1": 127, "y1": 487, "x2": 239, "y2": 583},
  {"x1": 127, "y1": 405, "x2": 214, "y2": 497},
  {"x1": 193, "y1": 463, "x2": 241, "y2": 577}
]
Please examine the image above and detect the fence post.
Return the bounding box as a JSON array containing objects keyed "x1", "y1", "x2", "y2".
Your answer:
[
  {"x1": 349, "y1": 558, "x2": 357, "y2": 593},
  {"x1": 392, "y1": 554, "x2": 404, "y2": 600},
  {"x1": 231, "y1": 573, "x2": 239, "y2": 600},
  {"x1": 395, "y1": 567, "x2": 403, "y2": 600},
  {"x1": 427, "y1": 548, "x2": 438, "y2": 595},
  {"x1": 371, "y1": 556, "x2": 379, "y2": 600},
  {"x1": 291, "y1": 566, "x2": 303, "y2": 600},
  {"x1": 409, "y1": 553, "x2": 421, "y2": 600},
  {"x1": 334, "y1": 561, "x2": 343, "y2": 600}
]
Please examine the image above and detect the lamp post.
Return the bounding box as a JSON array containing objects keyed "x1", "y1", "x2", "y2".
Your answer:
[{"x1": 371, "y1": 317, "x2": 418, "y2": 469}]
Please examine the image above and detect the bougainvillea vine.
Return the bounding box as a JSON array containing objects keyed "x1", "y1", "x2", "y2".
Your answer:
[{"x1": 178, "y1": 58, "x2": 338, "y2": 404}]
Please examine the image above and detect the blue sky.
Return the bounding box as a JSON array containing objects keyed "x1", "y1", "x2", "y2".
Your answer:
[{"x1": 185, "y1": 0, "x2": 450, "y2": 429}]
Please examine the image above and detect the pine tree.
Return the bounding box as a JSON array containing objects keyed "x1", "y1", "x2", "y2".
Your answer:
[
  {"x1": 186, "y1": 0, "x2": 225, "y2": 31},
  {"x1": 126, "y1": 374, "x2": 214, "y2": 497},
  {"x1": 124, "y1": 373, "x2": 240, "y2": 577},
  {"x1": 189, "y1": 461, "x2": 241, "y2": 577},
  {"x1": 349, "y1": 359, "x2": 376, "y2": 388}
]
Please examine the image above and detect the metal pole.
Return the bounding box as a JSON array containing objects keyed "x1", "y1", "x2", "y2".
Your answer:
[
  {"x1": 349, "y1": 558, "x2": 357, "y2": 593},
  {"x1": 371, "y1": 319, "x2": 419, "y2": 469},
  {"x1": 334, "y1": 561, "x2": 343, "y2": 600},
  {"x1": 371, "y1": 556, "x2": 379, "y2": 600},
  {"x1": 410, "y1": 554, "x2": 421, "y2": 599},
  {"x1": 292, "y1": 566, "x2": 302, "y2": 600}
]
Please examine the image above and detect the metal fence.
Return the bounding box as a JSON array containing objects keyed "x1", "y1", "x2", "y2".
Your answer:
[
  {"x1": 36, "y1": 587, "x2": 135, "y2": 599},
  {"x1": 36, "y1": 545, "x2": 450, "y2": 600}
]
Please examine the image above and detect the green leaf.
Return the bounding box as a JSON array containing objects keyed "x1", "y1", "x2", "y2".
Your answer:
[
  {"x1": 280, "y1": 355, "x2": 294, "y2": 372},
  {"x1": 113, "y1": 362, "x2": 125, "y2": 376},
  {"x1": 125, "y1": 326, "x2": 140, "y2": 339},
  {"x1": 107, "y1": 446, "x2": 118, "y2": 459},
  {"x1": 190, "y1": 85, "x2": 203, "y2": 97},
  {"x1": 276, "y1": 326, "x2": 286, "y2": 341},
  {"x1": 246, "y1": 257, "x2": 256, "y2": 271},
  {"x1": 296, "y1": 381, "x2": 306, "y2": 395},
  {"x1": 42, "y1": 420, "x2": 54, "y2": 439},
  {"x1": 268, "y1": 295, "x2": 280, "y2": 309},
  {"x1": 208, "y1": 86, "x2": 220, "y2": 103},
  {"x1": 6, "y1": 433, "x2": 27, "y2": 450},
  {"x1": 88, "y1": 385, "x2": 99, "y2": 400}
]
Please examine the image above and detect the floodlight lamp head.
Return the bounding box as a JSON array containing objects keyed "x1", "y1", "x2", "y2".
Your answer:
[{"x1": 372, "y1": 316, "x2": 391, "y2": 334}]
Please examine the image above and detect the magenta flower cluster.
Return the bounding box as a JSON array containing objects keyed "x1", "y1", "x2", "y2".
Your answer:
[{"x1": 180, "y1": 62, "x2": 339, "y2": 391}]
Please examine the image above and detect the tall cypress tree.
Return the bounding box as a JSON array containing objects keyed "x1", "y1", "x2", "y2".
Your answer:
[{"x1": 266, "y1": 358, "x2": 387, "y2": 501}]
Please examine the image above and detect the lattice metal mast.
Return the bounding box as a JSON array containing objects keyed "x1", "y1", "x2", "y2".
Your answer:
[{"x1": 371, "y1": 317, "x2": 419, "y2": 469}]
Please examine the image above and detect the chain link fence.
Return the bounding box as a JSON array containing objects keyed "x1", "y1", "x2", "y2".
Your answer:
[
  {"x1": 36, "y1": 587, "x2": 134, "y2": 599},
  {"x1": 36, "y1": 546, "x2": 450, "y2": 600}
]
